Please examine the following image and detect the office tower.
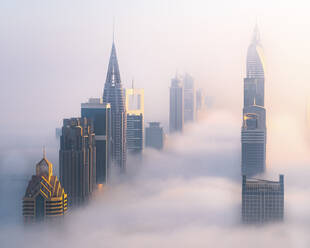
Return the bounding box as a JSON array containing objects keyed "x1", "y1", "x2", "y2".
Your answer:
[
  {"x1": 81, "y1": 98, "x2": 111, "y2": 184},
  {"x1": 196, "y1": 88, "x2": 206, "y2": 121},
  {"x1": 124, "y1": 86, "x2": 144, "y2": 154},
  {"x1": 55, "y1": 128, "x2": 62, "y2": 139},
  {"x1": 145, "y1": 122, "x2": 165, "y2": 150},
  {"x1": 59, "y1": 118, "x2": 96, "y2": 206},
  {"x1": 169, "y1": 76, "x2": 184, "y2": 133},
  {"x1": 103, "y1": 41, "x2": 126, "y2": 172},
  {"x1": 242, "y1": 175, "x2": 284, "y2": 223},
  {"x1": 241, "y1": 25, "x2": 267, "y2": 176},
  {"x1": 23, "y1": 153, "x2": 68, "y2": 223},
  {"x1": 183, "y1": 73, "x2": 196, "y2": 123}
]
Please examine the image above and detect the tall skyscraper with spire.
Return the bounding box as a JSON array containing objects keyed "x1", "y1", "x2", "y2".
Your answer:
[
  {"x1": 241, "y1": 25, "x2": 267, "y2": 176},
  {"x1": 103, "y1": 41, "x2": 126, "y2": 172}
]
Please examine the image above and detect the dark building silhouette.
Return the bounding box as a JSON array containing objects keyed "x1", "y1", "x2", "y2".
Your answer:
[
  {"x1": 145, "y1": 122, "x2": 165, "y2": 150},
  {"x1": 102, "y1": 41, "x2": 126, "y2": 172},
  {"x1": 183, "y1": 73, "x2": 196, "y2": 123},
  {"x1": 59, "y1": 118, "x2": 96, "y2": 206},
  {"x1": 242, "y1": 175, "x2": 284, "y2": 223},
  {"x1": 242, "y1": 25, "x2": 267, "y2": 176},
  {"x1": 23, "y1": 153, "x2": 67, "y2": 223},
  {"x1": 169, "y1": 76, "x2": 184, "y2": 133},
  {"x1": 81, "y1": 98, "x2": 111, "y2": 184}
]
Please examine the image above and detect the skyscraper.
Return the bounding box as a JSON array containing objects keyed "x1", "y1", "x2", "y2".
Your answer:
[
  {"x1": 169, "y1": 76, "x2": 184, "y2": 133},
  {"x1": 183, "y1": 73, "x2": 196, "y2": 123},
  {"x1": 242, "y1": 175, "x2": 284, "y2": 223},
  {"x1": 124, "y1": 86, "x2": 144, "y2": 154},
  {"x1": 103, "y1": 41, "x2": 126, "y2": 172},
  {"x1": 81, "y1": 98, "x2": 111, "y2": 184},
  {"x1": 145, "y1": 122, "x2": 165, "y2": 150},
  {"x1": 23, "y1": 153, "x2": 68, "y2": 223},
  {"x1": 59, "y1": 118, "x2": 96, "y2": 206},
  {"x1": 196, "y1": 88, "x2": 206, "y2": 121},
  {"x1": 242, "y1": 25, "x2": 267, "y2": 176}
]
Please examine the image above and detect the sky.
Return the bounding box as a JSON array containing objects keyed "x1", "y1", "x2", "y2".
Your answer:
[
  {"x1": 1, "y1": 0, "x2": 310, "y2": 140},
  {"x1": 1, "y1": 0, "x2": 310, "y2": 247}
]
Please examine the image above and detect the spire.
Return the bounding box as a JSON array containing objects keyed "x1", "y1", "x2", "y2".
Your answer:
[
  {"x1": 252, "y1": 23, "x2": 260, "y2": 44},
  {"x1": 102, "y1": 38, "x2": 125, "y2": 112},
  {"x1": 43, "y1": 146, "x2": 46, "y2": 159},
  {"x1": 132, "y1": 78, "x2": 134, "y2": 90},
  {"x1": 104, "y1": 42, "x2": 122, "y2": 89},
  {"x1": 113, "y1": 18, "x2": 115, "y2": 44}
]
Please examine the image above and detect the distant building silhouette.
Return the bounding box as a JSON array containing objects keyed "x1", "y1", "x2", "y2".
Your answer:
[
  {"x1": 242, "y1": 175, "x2": 284, "y2": 223},
  {"x1": 196, "y1": 88, "x2": 206, "y2": 120},
  {"x1": 169, "y1": 76, "x2": 184, "y2": 133},
  {"x1": 23, "y1": 153, "x2": 67, "y2": 223},
  {"x1": 242, "y1": 25, "x2": 266, "y2": 176},
  {"x1": 55, "y1": 128, "x2": 62, "y2": 139},
  {"x1": 145, "y1": 122, "x2": 165, "y2": 150},
  {"x1": 183, "y1": 73, "x2": 196, "y2": 123},
  {"x1": 103, "y1": 41, "x2": 126, "y2": 172},
  {"x1": 124, "y1": 86, "x2": 144, "y2": 154},
  {"x1": 81, "y1": 98, "x2": 111, "y2": 184},
  {"x1": 59, "y1": 118, "x2": 96, "y2": 206}
]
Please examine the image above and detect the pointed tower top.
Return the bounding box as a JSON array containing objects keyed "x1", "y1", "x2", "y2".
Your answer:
[
  {"x1": 252, "y1": 23, "x2": 260, "y2": 44},
  {"x1": 102, "y1": 36, "x2": 125, "y2": 111}
]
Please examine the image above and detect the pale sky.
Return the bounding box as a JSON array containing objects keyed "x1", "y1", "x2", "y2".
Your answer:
[{"x1": 1, "y1": 0, "x2": 310, "y2": 139}]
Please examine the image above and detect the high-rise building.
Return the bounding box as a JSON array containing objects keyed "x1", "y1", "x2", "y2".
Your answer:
[
  {"x1": 59, "y1": 118, "x2": 96, "y2": 206},
  {"x1": 55, "y1": 127, "x2": 62, "y2": 139},
  {"x1": 23, "y1": 153, "x2": 68, "y2": 223},
  {"x1": 81, "y1": 98, "x2": 111, "y2": 184},
  {"x1": 183, "y1": 73, "x2": 196, "y2": 123},
  {"x1": 242, "y1": 175, "x2": 284, "y2": 223},
  {"x1": 103, "y1": 41, "x2": 126, "y2": 172},
  {"x1": 196, "y1": 88, "x2": 206, "y2": 121},
  {"x1": 145, "y1": 122, "x2": 165, "y2": 150},
  {"x1": 169, "y1": 76, "x2": 184, "y2": 133},
  {"x1": 124, "y1": 86, "x2": 144, "y2": 154},
  {"x1": 242, "y1": 25, "x2": 267, "y2": 176}
]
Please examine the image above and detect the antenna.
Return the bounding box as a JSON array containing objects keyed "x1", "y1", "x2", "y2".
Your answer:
[
  {"x1": 132, "y1": 78, "x2": 134, "y2": 90},
  {"x1": 43, "y1": 146, "x2": 46, "y2": 159}
]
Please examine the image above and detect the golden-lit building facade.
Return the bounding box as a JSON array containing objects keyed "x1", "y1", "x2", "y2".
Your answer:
[
  {"x1": 124, "y1": 87, "x2": 144, "y2": 154},
  {"x1": 23, "y1": 155, "x2": 68, "y2": 223}
]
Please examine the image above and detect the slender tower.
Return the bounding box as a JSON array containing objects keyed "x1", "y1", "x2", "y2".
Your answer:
[
  {"x1": 241, "y1": 25, "x2": 267, "y2": 176},
  {"x1": 103, "y1": 41, "x2": 126, "y2": 172},
  {"x1": 169, "y1": 75, "x2": 184, "y2": 133}
]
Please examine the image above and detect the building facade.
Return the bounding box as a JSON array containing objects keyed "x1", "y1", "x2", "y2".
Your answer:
[
  {"x1": 102, "y1": 42, "x2": 127, "y2": 172},
  {"x1": 23, "y1": 154, "x2": 67, "y2": 223},
  {"x1": 124, "y1": 87, "x2": 144, "y2": 154},
  {"x1": 145, "y1": 122, "x2": 165, "y2": 150},
  {"x1": 59, "y1": 118, "x2": 96, "y2": 206},
  {"x1": 81, "y1": 98, "x2": 111, "y2": 184},
  {"x1": 242, "y1": 25, "x2": 267, "y2": 176},
  {"x1": 183, "y1": 73, "x2": 196, "y2": 123},
  {"x1": 242, "y1": 175, "x2": 284, "y2": 223},
  {"x1": 169, "y1": 76, "x2": 184, "y2": 133}
]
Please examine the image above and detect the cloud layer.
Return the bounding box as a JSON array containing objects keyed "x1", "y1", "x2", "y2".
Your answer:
[{"x1": 1, "y1": 110, "x2": 310, "y2": 248}]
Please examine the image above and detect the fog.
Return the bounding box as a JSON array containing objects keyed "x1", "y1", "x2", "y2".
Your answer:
[
  {"x1": 1, "y1": 0, "x2": 310, "y2": 247},
  {"x1": 1, "y1": 109, "x2": 310, "y2": 247}
]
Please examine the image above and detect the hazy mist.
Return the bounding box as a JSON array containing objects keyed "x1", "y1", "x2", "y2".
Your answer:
[{"x1": 1, "y1": 0, "x2": 310, "y2": 247}]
